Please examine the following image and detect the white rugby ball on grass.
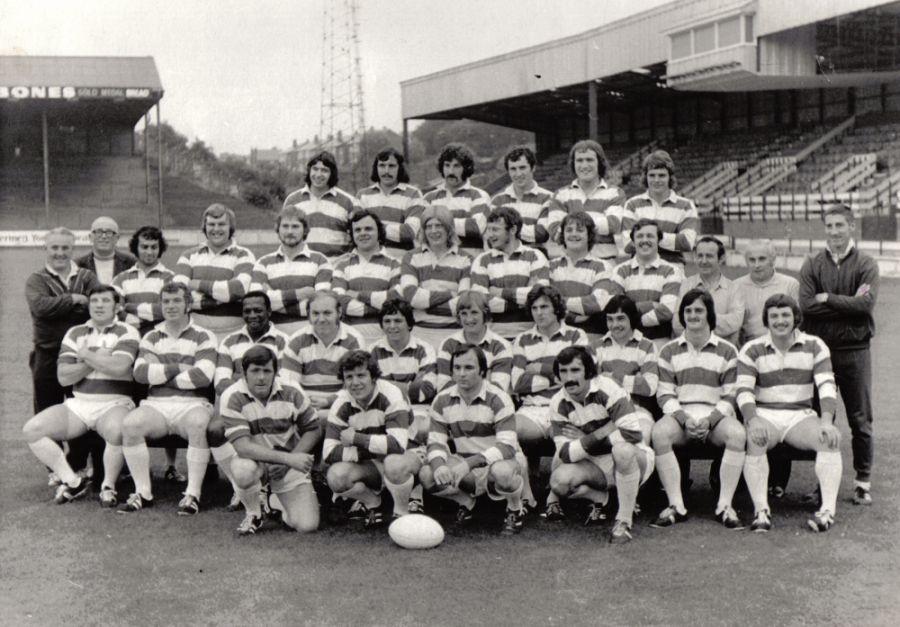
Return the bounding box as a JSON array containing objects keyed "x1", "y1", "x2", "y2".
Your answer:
[{"x1": 388, "y1": 514, "x2": 445, "y2": 549}]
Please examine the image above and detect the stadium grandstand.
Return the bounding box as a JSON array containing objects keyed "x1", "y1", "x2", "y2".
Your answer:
[
  {"x1": 0, "y1": 55, "x2": 268, "y2": 231},
  {"x1": 400, "y1": 0, "x2": 900, "y2": 242}
]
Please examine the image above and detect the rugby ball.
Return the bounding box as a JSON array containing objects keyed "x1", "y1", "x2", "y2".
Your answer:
[{"x1": 388, "y1": 514, "x2": 445, "y2": 550}]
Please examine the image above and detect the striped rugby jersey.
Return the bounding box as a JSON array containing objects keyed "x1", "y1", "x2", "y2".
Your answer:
[
  {"x1": 470, "y1": 243, "x2": 549, "y2": 330},
  {"x1": 545, "y1": 179, "x2": 627, "y2": 259},
  {"x1": 357, "y1": 183, "x2": 425, "y2": 252},
  {"x1": 623, "y1": 191, "x2": 699, "y2": 265},
  {"x1": 58, "y1": 319, "x2": 140, "y2": 400},
  {"x1": 423, "y1": 181, "x2": 491, "y2": 251},
  {"x1": 221, "y1": 376, "x2": 318, "y2": 451},
  {"x1": 369, "y1": 335, "x2": 438, "y2": 404},
  {"x1": 282, "y1": 185, "x2": 360, "y2": 257},
  {"x1": 323, "y1": 379, "x2": 410, "y2": 463},
  {"x1": 511, "y1": 322, "x2": 591, "y2": 405},
  {"x1": 214, "y1": 323, "x2": 290, "y2": 395},
  {"x1": 609, "y1": 257, "x2": 683, "y2": 338},
  {"x1": 281, "y1": 323, "x2": 365, "y2": 398},
  {"x1": 398, "y1": 245, "x2": 472, "y2": 329},
  {"x1": 490, "y1": 183, "x2": 552, "y2": 246},
  {"x1": 437, "y1": 328, "x2": 513, "y2": 392},
  {"x1": 657, "y1": 333, "x2": 738, "y2": 421},
  {"x1": 549, "y1": 254, "x2": 613, "y2": 325},
  {"x1": 596, "y1": 330, "x2": 659, "y2": 413},
  {"x1": 736, "y1": 331, "x2": 836, "y2": 416},
  {"x1": 251, "y1": 245, "x2": 332, "y2": 323},
  {"x1": 112, "y1": 262, "x2": 175, "y2": 332},
  {"x1": 133, "y1": 319, "x2": 218, "y2": 399},
  {"x1": 173, "y1": 242, "x2": 255, "y2": 317},
  {"x1": 332, "y1": 249, "x2": 400, "y2": 324},
  {"x1": 427, "y1": 380, "x2": 518, "y2": 466},
  {"x1": 550, "y1": 375, "x2": 643, "y2": 462}
]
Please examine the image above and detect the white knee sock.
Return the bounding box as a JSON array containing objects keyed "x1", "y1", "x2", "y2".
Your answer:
[
  {"x1": 742, "y1": 454, "x2": 769, "y2": 513},
  {"x1": 102, "y1": 444, "x2": 124, "y2": 489},
  {"x1": 656, "y1": 451, "x2": 685, "y2": 513},
  {"x1": 495, "y1": 475, "x2": 524, "y2": 512},
  {"x1": 29, "y1": 437, "x2": 78, "y2": 486},
  {"x1": 385, "y1": 475, "x2": 414, "y2": 516},
  {"x1": 717, "y1": 449, "x2": 746, "y2": 512},
  {"x1": 614, "y1": 468, "x2": 640, "y2": 524},
  {"x1": 237, "y1": 483, "x2": 263, "y2": 517},
  {"x1": 815, "y1": 451, "x2": 842, "y2": 513},
  {"x1": 185, "y1": 446, "x2": 210, "y2": 499},
  {"x1": 123, "y1": 442, "x2": 153, "y2": 499},
  {"x1": 210, "y1": 443, "x2": 238, "y2": 488}
]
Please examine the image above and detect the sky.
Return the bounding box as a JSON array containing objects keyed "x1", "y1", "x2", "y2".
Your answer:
[{"x1": 0, "y1": 0, "x2": 670, "y2": 155}]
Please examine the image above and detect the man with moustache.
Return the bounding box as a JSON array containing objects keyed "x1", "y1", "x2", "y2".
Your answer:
[{"x1": 490, "y1": 146, "x2": 552, "y2": 250}]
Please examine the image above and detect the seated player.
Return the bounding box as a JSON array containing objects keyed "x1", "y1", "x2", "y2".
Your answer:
[
  {"x1": 651, "y1": 288, "x2": 746, "y2": 529},
  {"x1": 738, "y1": 294, "x2": 842, "y2": 533},
  {"x1": 436, "y1": 290, "x2": 513, "y2": 392},
  {"x1": 212, "y1": 290, "x2": 290, "y2": 510},
  {"x1": 420, "y1": 344, "x2": 528, "y2": 535},
  {"x1": 221, "y1": 345, "x2": 321, "y2": 535},
  {"x1": 23, "y1": 285, "x2": 140, "y2": 506},
  {"x1": 323, "y1": 350, "x2": 410, "y2": 528},
  {"x1": 369, "y1": 298, "x2": 437, "y2": 516},
  {"x1": 118, "y1": 283, "x2": 217, "y2": 515},
  {"x1": 595, "y1": 294, "x2": 659, "y2": 442},
  {"x1": 548, "y1": 347, "x2": 654, "y2": 543}
]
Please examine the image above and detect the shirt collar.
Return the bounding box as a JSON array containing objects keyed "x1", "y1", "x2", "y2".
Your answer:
[
  {"x1": 676, "y1": 331, "x2": 720, "y2": 349},
  {"x1": 600, "y1": 329, "x2": 644, "y2": 345},
  {"x1": 314, "y1": 323, "x2": 350, "y2": 346},
  {"x1": 154, "y1": 316, "x2": 196, "y2": 338},
  {"x1": 299, "y1": 184, "x2": 337, "y2": 198},
  {"x1": 421, "y1": 242, "x2": 460, "y2": 255},
  {"x1": 763, "y1": 329, "x2": 804, "y2": 350},
  {"x1": 200, "y1": 240, "x2": 236, "y2": 255},
  {"x1": 276, "y1": 244, "x2": 313, "y2": 260},
  {"x1": 45, "y1": 262, "x2": 78, "y2": 283},
  {"x1": 570, "y1": 178, "x2": 609, "y2": 190},
  {"x1": 629, "y1": 256, "x2": 662, "y2": 270},
  {"x1": 826, "y1": 239, "x2": 855, "y2": 262},
  {"x1": 438, "y1": 180, "x2": 472, "y2": 194},
  {"x1": 239, "y1": 323, "x2": 280, "y2": 343},
  {"x1": 451, "y1": 380, "x2": 488, "y2": 403},
  {"x1": 85, "y1": 318, "x2": 118, "y2": 333},
  {"x1": 636, "y1": 190, "x2": 679, "y2": 205},
  {"x1": 697, "y1": 273, "x2": 729, "y2": 291},
  {"x1": 531, "y1": 321, "x2": 569, "y2": 340},
  {"x1": 237, "y1": 376, "x2": 286, "y2": 403}
]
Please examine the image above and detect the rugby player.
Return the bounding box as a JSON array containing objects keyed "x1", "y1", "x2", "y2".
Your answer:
[
  {"x1": 490, "y1": 146, "x2": 552, "y2": 249},
  {"x1": 221, "y1": 345, "x2": 321, "y2": 535},
  {"x1": 651, "y1": 289, "x2": 745, "y2": 529},
  {"x1": 420, "y1": 344, "x2": 528, "y2": 535},
  {"x1": 118, "y1": 283, "x2": 217, "y2": 515},
  {"x1": 738, "y1": 294, "x2": 842, "y2": 532},
  {"x1": 323, "y1": 350, "x2": 411, "y2": 528},
  {"x1": 548, "y1": 347, "x2": 654, "y2": 543},
  {"x1": 23, "y1": 285, "x2": 139, "y2": 506}
]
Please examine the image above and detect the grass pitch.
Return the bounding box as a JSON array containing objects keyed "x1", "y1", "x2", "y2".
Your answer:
[{"x1": 1, "y1": 247, "x2": 898, "y2": 625}]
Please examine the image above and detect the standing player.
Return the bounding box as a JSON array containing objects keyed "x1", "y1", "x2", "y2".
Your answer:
[
  {"x1": 221, "y1": 345, "x2": 321, "y2": 535},
  {"x1": 651, "y1": 289, "x2": 745, "y2": 529},
  {"x1": 436, "y1": 290, "x2": 514, "y2": 392},
  {"x1": 76, "y1": 216, "x2": 136, "y2": 285},
  {"x1": 548, "y1": 347, "x2": 654, "y2": 543},
  {"x1": 251, "y1": 207, "x2": 333, "y2": 336},
  {"x1": 799, "y1": 204, "x2": 878, "y2": 505},
  {"x1": 420, "y1": 344, "x2": 528, "y2": 535},
  {"x1": 471, "y1": 206, "x2": 550, "y2": 339},
  {"x1": 609, "y1": 219, "x2": 683, "y2": 345},
  {"x1": 173, "y1": 203, "x2": 255, "y2": 339},
  {"x1": 490, "y1": 146, "x2": 552, "y2": 249},
  {"x1": 118, "y1": 283, "x2": 217, "y2": 515},
  {"x1": 544, "y1": 139, "x2": 627, "y2": 261},
  {"x1": 736, "y1": 239, "x2": 800, "y2": 345},
  {"x1": 23, "y1": 285, "x2": 139, "y2": 506},
  {"x1": 422, "y1": 143, "x2": 491, "y2": 257},
  {"x1": 323, "y1": 350, "x2": 410, "y2": 528},
  {"x1": 281, "y1": 291, "x2": 365, "y2": 423},
  {"x1": 738, "y1": 294, "x2": 842, "y2": 532},
  {"x1": 398, "y1": 205, "x2": 472, "y2": 349},
  {"x1": 282, "y1": 150, "x2": 360, "y2": 257},
  {"x1": 357, "y1": 148, "x2": 425, "y2": 259},
  {"x1": 549, "y1": 211, "x2": 613, "y2": 341},
  {"x1": 332, "y1": 209, "x2": 400, "y2": 344},
  {"x1": 672, "y1": 236, "x2": 745, "y2": 346},
  {"x1": 622, "y1": 150, "x2": 698, "y2": 266}
]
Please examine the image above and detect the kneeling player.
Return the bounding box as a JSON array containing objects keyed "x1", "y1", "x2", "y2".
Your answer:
[
  {"x1": 419, "y1": 344, "x2": 528, "y2": 535},
  {"x1": 738, "y1": 294, "x2": 842, "y2": 533},
  {"x1": 220, "y1": 345, "x2": 321, "y2": 535},
  {"x1": 548, "y1": 347, "x2": 654, "y2": 543},
  {"x1": 23, "y1": 285, "x2": 140, "y2": 506},
  {"x1": 651, "y1": 289, "x2": 746, "y2": 529},
  {"x1": 118, "y1": 283, "x2": 217, "y2": 515},
  {"x1": 323, "y1": 350, "x2": 410, "y2": 528}
]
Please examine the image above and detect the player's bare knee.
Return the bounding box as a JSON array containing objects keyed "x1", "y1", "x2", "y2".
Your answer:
[
  {"x1": 21, "y1": 418, "x2": 43, "y2": 442},
  {"x1": 549, "y1": 470, "x2": 573, "y2": 497},
  {"x1": 230, "y1": 458, "x2": 259, "y2": 488},
  {"x1": 725, "y1": 425, "x2": 746, "y2": 450},
  {"x1": 325, "y1": 464, "x2": 353, "y2": 493},
  {"x1": 383, "y1": 454, "x2": 412, "y2": 483},
  {"x1": 418, "y1": 465, "x2": 436, "y2": 490},
  {"x1": 611, "y1": 442, "x2": 637, "y2": 468},
  {"x1": 489, "y1": 460, "x2": 520, "y2": 491},
  {"x1": 284, "y1": 512, "x2": 319, "y2": 533}
]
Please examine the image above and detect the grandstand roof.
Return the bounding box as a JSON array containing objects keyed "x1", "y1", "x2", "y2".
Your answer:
[{"x1": 0, "y1": 55, "x2": 163, "y2": 95}]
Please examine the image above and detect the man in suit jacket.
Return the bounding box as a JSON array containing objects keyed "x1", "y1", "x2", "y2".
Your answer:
[{"x1": 76, "y1": 216, "x2": 136, "y2": 285}]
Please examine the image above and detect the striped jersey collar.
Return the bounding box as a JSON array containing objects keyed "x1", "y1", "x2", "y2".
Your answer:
[
  {"x1": 528, "y1": 321, "x2": 573, "y2": 340},
  {"x1": 129, "y1": 261, "x2": 169, "y2": 276},
  {"x1": 560, "y1": 376, "x2": 605, "y2": 404},
  {"x1": 559, "y1": 252, "x2": 605, "y2": 266},
  {"x1": 500, "y1": 182, "x2": 546, "y2": 198},
  {"x1": 484, "y1": 240, "x2": 524, "y2": 259},
  {"x1": 312, "y1": 322, "x2": 353, "y2": 347},
  {"x1": 435, "y1": 180, "x2": 473, "y2": 194},
  {"x1": 627, "y1": 255, "x2": 663, "y2": 270},
  {"x1": 675, "y1": 331, "x2": 721, "y2": 349},
  {"x1": 84, "y1": 318, "x2": 120, "y2": 333},
  {"x1": 346, "y1": 379, "x2": 392, "y2": 411},
  {"x1": 635, "y1": 190, "x2": 680, "y2": 205},
  {"x1": 373, "y1": 335, "x2": 422, "y2": 356},
  {"x1": 762, "y1": 329, "x2": 805, "y2": 350},
  {"x1": 233, "y1": 375, "x2": 287, "y2": 403},
  {"x1": 198, "y1": 240, "x2": 239, "y2": 255},
  {"x1": 152, "y1": 316, "x2": 199, "y2": 338},
  {"x1": 365, "y1": 182, "x2": 412, "y2": 195},
  {"x1": 233, "y1": 323, "x2": 282, "y2": 344},
  {"x1": 275, "y1": 244, "x2": 314, "y2": 260},
  {"x1": 568, "y1": 178, "x2": 609, "y2": 191},
  {"x1": 420, "y1": 242, "x2": 461, "y2": 255},
  {"x1": 600, "y1": 329, "x2": 646, "y2": 346},
  {"x1": 447, "y1": 379, "x2": 488, "y2": 403},
  {"x1": 296, "y1": 184, "x2": 338, "y2": 198}
]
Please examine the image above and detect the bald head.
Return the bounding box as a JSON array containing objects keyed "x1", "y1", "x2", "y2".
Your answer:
[{"x1": 744, "y1": 239, "x2": 777, "y2": 284}]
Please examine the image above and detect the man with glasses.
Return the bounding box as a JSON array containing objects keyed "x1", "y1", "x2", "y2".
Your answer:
[{"x1": 76, "y1": 216, "x2": 136, "y2": 286}]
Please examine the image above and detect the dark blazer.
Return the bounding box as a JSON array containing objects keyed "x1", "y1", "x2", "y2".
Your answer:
[{"x1": 75, "y1": 249, "x2": 137, "y2": 280}]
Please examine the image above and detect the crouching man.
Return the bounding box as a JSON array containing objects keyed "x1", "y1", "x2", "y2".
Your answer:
[
  {"x1": 420, "y1": 344, "x2": 528, "y2": 536},
  {"x1": 221, "y1": 345, "x2": 321, "y2": 535}
]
